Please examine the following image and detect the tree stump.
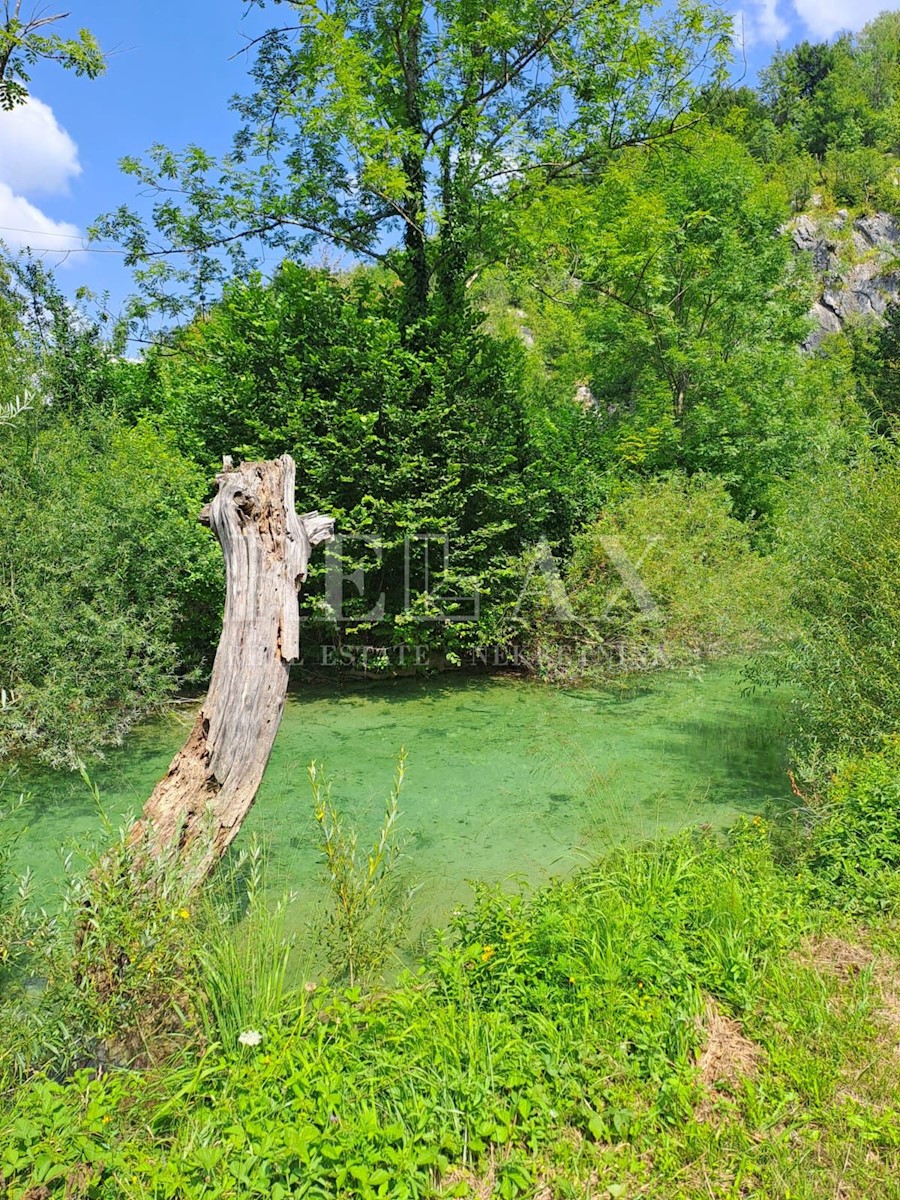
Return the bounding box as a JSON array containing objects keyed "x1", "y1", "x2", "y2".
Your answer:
[{"x1": 130, "y1": 455, "x2": 333, "y2": 885}]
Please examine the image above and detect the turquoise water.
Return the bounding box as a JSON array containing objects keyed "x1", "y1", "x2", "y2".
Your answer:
[{"x1": 8, "y1": 664, "x2": 789, "y2": 930}]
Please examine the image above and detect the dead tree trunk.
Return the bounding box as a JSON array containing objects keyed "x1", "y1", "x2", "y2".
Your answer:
[{"x1": 130, "y1": 454, "x2": 333, "y2": 885}]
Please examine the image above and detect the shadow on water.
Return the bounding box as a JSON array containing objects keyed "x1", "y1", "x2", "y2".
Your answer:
[{"x1": 9, "y1": 661, "x2": 793, "y2": 932}]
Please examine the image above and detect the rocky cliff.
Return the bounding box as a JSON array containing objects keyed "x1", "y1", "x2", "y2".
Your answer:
[{"x1": 789, "y1": 210, "x2": 900, "y2": 349}]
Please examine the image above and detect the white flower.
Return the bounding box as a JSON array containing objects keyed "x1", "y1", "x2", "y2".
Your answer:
[{"x1": 238, "y1": 1029, "x2": 263, "y2": 1047}]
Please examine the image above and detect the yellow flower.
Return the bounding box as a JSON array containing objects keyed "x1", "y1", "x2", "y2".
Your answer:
[
  {"x1": 102, "y1": 1115, "x2": 112, "y2": 1124},
  {"x1": 481, "y1": 945, "x2": 496, "y2": 963},
  {"x1": 178, "y1": 908, "x2": 190, "y2": 920}
]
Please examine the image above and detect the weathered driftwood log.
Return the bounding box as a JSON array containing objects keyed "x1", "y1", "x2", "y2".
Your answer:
[{"x1": 130, "y1": 454, "x2": 333, "y2": 885}]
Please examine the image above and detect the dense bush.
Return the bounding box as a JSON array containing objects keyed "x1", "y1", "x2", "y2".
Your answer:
[
  {"x1": 123, "y1": 265, "x2": 567, "y2": 657},
  {"x1": 775, "y1": 448, "x2": 900, "y2": 777},
  {"x1": 519, "y1": 474, "x2": 786, "y2": 679},
  {"x1": 799, "y1": 738, "x2": 900, "y2": 914},
  {"x1": 0, "y1": 412, "x2": 221, "y2": 765}
]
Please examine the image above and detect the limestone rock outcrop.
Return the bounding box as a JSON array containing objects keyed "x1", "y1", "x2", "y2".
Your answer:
[{"x1": 788, "y1": 210, "x2": 900, "y2": 348}]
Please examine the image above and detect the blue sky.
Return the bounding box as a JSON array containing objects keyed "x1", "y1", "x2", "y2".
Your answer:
[{"x1": 0, "y1": 1, "x2": 893, "y2": 310}]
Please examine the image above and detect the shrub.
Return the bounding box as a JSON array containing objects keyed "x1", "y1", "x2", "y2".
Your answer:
[
  {"x1": 775, "y1": 448, "x2": 900, "y2": 776},
  {"x1": 0, "y1": 413, "x2": 221, "y2": 766},
  {"x1": 799, "y1": 737, "x2": 900, "y2": 914},
  {"x1": 822, "y1": 146, "x2": 893, "y2": 206},
  {"x1": 309, "y1": 752, "x2": 412, "y2": 986},
  {"x1": 518, "y1": 473, "x2": 787, "y2": 680},
  {"x1": 128, "y1": 265, "x2": 568, "y2": 658}
]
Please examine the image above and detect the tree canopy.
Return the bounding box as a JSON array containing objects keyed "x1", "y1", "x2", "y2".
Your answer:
[
  {"x1": 0, "y1": 2, "x2": 103, "y2": 109},
  {"x1": 95, "y1": 0, "x2": 731, "y2": 325}
]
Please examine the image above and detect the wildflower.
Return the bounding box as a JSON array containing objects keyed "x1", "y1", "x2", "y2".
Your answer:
[
  {"x1": 102, "y1": 1115, "x2": 112, "y2": 1124},
  {"x1": 238, "y1": 1029, "x2": 263, "y2": 1047},
  {"x1": 481, "y1": 945, "x2": 496, "y2": 963},
  {"x1": 568, "y1": 976, "x2": 576, "y2": 985},
  {"x1": 178, "y1": 908, "x2": 190, "y2": 920},
  {"x1": 304, "y1": 981, "x2": 317, "y2": 994}
]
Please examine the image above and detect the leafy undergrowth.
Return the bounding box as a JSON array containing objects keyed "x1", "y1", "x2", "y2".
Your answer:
[{"x1": 3, "y1": 815, "x2": 900, "y2": 1199}]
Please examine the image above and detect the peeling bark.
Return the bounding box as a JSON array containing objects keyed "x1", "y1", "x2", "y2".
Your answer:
[{"x1": 130, "y1": 455, "x2": 333, "y2": 885}]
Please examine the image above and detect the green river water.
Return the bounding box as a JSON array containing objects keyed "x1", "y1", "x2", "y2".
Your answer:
[{"x1": 9, "y1": 663, "x2": 790, "y2": 938}]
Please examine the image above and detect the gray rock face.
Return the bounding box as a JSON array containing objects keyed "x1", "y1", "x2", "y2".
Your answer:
[{"x1": 788, "y1": 211, "x2": 900, "y2": 349}]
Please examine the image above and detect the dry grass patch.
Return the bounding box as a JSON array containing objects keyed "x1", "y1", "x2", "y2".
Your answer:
[
  {"x1": 695, "y1": 997, "x2": 764, "y2": 1122},
  {"x1": 800, "y1": 933, "x2": 900, "y2": 1046},
  {"x1": 800, "y1": 935, "x2": 874, "y2": 980}
]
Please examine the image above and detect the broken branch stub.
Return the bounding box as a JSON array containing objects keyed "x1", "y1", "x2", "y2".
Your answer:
[{"x1": 131, "y1": 455, "x2": 333, "y2": 884}]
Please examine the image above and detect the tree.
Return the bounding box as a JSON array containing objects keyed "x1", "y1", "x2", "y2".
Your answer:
[
  {"x1": 132, "y1": 456, "x2": 332, "y2": 885},
  {"x1": 851, "y1": 301, "x2": 900, "y2": 439},
  {"x1": 513, "y1": 132, "x2": 815, "y2": 517},
  {"x1": 0, "y1": 3, "x2": 104, "y2": 109},
  {"x1": 0, "y1": 249, "x2": 222, "y2": 767},
  {"x1": 96, "y1": 0, "x2": 731, "y2": 327},
  {"x1": 119, "y1": 263, "x2": 563, "y2": 657}
]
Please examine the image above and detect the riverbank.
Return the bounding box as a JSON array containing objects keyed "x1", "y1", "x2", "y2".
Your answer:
[
  {"x1": 3, "y1": 682, "x2": 900, "y2": 1198},
  {"x1": 2, "y1": 806, "x2": 899, "y2": 1198}
]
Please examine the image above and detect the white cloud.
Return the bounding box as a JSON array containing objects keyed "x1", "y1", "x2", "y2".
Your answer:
[
  {"x1": 733, "y1": 0, "x2": 790, "y2": 48},
  {"x1": 733, "y1": 0, "x2": 890, "y2": 46},
  {"x1": 0, "y1": 183, "x2": 82, "y2": 253},
  {"x1": 0, "y1": 97, "x2": 83, "y2": 261},
  {"x1": 0, "y1": 97, "x2": 80, "y2": 195},
  {"x1": 793, "y1": 0, "x2": 888, "y2": 37}
]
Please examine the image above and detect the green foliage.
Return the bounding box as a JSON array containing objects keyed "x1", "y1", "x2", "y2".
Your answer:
[
  {"x1": 62, "y1": 794, "x2": 203, "y2": 1064},
  {"x1": 821, "y1": 145, "x2": 895, "y2": 208},
  {"x1": 0, "y1": 784, "x2": 52, "y2": 1011},
  {"x1": 0, "y1": 250, "x2": 223, "y2": 766},
  {"x1": 0, "y1": 412, "x2": 221, "y2": 765},
  {"x1": 0, "y1": 4, "x2": 104, "y2": 110},
  {"x1": 194, "y1": 837, "x2": 296, "y2": 1051},
  {"x1": 774, "y1": 447, "x2": 900, "y2": 776},
  {"x1": 3, "y1": 256, "x2": 126, "y2": 416},
  {"x1": 514, "y1": 132, "x2": 816, "y2": 519},
  {"x1": 799, "y1": 738, "x2": 900, "y2": 915},
  {"x1": 850, "y1": 300, "x2": 900, "y2": 437},
  {"x1": 6, "y1": 775, "x2": 900, "y2": 1198},
  {"x1": 126, "y1": 265, "x2": 561, "y2": 656},
  {"x1": 722, "y1": 13, "x2": 900, "y2": 210},
  {"x1": 96, "y1": 0, "x2": 731, "y2": 324},
  {"x1": 11, "y1": 815, "x2": 897, "y2": 1198},
  {"x1": 520, "y1": 474, "x2": 786, "y2": 679},
  {"x1": 310, "y1": 752, "x2": 411, "y2": 986}
]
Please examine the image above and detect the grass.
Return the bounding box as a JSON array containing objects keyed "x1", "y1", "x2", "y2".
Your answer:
[{"x1": 2, "y1": 809, "x2": 900, "y2": 1198}]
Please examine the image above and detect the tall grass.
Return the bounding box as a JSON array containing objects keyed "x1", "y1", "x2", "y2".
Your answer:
[
  {"x1": 309, "y1": 750, "x2": 413, "y2": 986},
  {"x1": 193, "y1": 837, "x2": 297, "y2": 1051}
]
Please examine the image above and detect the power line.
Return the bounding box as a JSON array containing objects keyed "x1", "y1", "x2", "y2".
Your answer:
[
  {"x1": 0, "y1": 225, "x2": 127, "y2": 253},
  {"x1": 0, "y1": 225, "x2": 83, "y2": 239}
]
